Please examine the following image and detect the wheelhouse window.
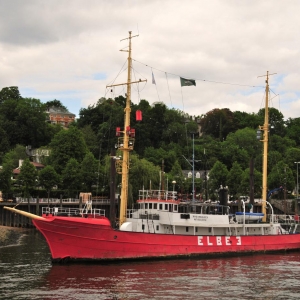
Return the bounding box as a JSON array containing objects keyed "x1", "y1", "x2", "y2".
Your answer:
[
  {"x1": 145, "y1": 203, "x2": 148, "y2": 209},
  {"x1": 154, "y1": 203, "x2": 157, "y2": 209},
  {"x1": 149, "y1": 203, "x2": 152, "y2": 209},
  {"x1": 165, "y1": 204, "x2": 168, "y2": 211},
  {"x1": 159, "y1": 204, "x2": 163, "y2": 210},
  {"x1": 174, "y1": 205, "x2": 178, "y2": 212}
]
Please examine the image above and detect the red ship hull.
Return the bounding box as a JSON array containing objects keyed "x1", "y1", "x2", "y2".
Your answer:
[{"x1": 33, "y1": 216, "x2": 300, "y2": 262}]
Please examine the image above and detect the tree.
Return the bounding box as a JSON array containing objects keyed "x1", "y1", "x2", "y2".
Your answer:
[
  {"x1": 199, "y1": 108, "x2": 235, "y2": 140},
  {"x1": 208, "y1": 161, "x2": 229, "y2": 197},
  {"x1": 0, "y1": 127, "x2": 10, "y2": 163},
  {"x1": 286, "y1": 117, "x2": 300, "y2": 147},
  {"x1": 240, "y1": 167, "x2": 262, "y2": 197},
  {"x1": 257, "y1": 107, "x2": 286, "y2": 137},
  {"x1": 49, "y1": 127, "x2": 88, "y2": 174},
  {"x1": 0, "y1": 160, "x2": 14, "y2": 198},
  {"x1": 80, "y1": 125, "x2": 98, "y2": 157},
  {"x1": 227, "y1": 162, "x2": 243, "y2": 199},
  {"x1": 2, "y1": 145, "x2": 27, "y2": 167},
  {"x1": 268, "y1": 161, "x2": 294, "y2": 193},
  {"x1": 17, "y1": 159, "x2": 38, "y2": 198},
  {"x1": 233, "y1": 111, "x2": 260, "y2": 130},
  {"x1": 128, "y1": 154, "x2": 161, "y2": 203},
  {"x1": 80, "y1": 152, "x2": 99, "y2": 191},
  {"x1": 0, "y1": 86, "x2": 21, "y2": 104},
  {"x1": 269, "y1": 134, "x2": 295, "y2": 158},
  {"x1": 61, "y1": 158, "x2": 82, "y2": 198},
  {"x1": 39, "y1": 165, "x2": 61, "y2": 201},
  {"x1": 0, "y1": 97, "x2": 50, "y2": 148},
  {"x1": 45, "y1": 99, "x2": 67, "y2": 111}
]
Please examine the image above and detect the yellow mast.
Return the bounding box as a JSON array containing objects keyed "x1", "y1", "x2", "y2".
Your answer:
[
  {"x1": 258, "y1": 71, "x2": 276, "y2": 222},
  {"x1": 107, "y1": 32, "x2": 146, "y2": 226}
]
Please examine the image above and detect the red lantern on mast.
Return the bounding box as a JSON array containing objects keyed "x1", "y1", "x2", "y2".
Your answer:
[{"x1": 136, "y1": 110, "x2": 142, "y2": 121}]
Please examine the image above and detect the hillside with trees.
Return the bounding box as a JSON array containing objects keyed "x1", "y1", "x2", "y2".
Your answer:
[{"x1": 1, "y1": 86, "x2": 300, "y2": 203}]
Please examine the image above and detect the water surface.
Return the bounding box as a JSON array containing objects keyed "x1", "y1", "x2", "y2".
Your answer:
[{"x1": 1, "y1": 227, "x2": 300, "y2": 299}]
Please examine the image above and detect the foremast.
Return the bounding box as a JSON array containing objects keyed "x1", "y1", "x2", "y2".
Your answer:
[
  {"x1": 107, "y1": 31, "x2": 146, "y2": 226},
  {"x1": 258, "y1": 71, "x2": 276, "y2": 222}
]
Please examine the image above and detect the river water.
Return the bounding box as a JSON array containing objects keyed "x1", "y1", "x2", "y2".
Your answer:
[{"x1": 0, "y1": 227, "x2": 300, "y2": 300}]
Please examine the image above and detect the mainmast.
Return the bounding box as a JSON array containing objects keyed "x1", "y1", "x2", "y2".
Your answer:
[
  {"x1": 258, "y1": 71, "x2": 276, "y2": 222},
  {"x1": 107, "y1": 32, "x2": 146, "y2": 226}
]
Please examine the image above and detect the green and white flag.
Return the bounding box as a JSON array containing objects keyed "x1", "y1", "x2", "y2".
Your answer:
[{"x1": 180, "y1": 77, "x2": 196, "y2": 86}]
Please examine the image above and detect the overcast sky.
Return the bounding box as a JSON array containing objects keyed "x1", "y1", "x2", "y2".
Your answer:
[{"x1": 1, "y1": 0, "x2": 300, "y2": 120}]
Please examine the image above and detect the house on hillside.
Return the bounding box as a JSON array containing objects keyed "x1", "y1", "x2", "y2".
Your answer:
[
  {"x1": 46, "y1": 107, "x2": 75, "y2": 128},
  {"x1": 12, "y1": 160, "x2": 45, "y2": 180}
]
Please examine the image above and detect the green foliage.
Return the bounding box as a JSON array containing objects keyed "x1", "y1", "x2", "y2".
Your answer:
[
  {"x1": 208, "y1": 161, "x2": 229, "y2": 193},
  {"x1": 39, "y1": 165, "x2": 61, "y2": 197},
  {"x1": 80, "y1": 152, "x2": 99, "y2": 192},
  {"x1": 0, "y1": 160, "x2": 14, "y2": 195},
  {"x1": 269, "y1": 134, "x2": 296, "y2": 156},
  {"x1": 286, "y1": 117, "x2": 300, "y2": 146},
  {"x1": 1, "y1": 145, "x2": 27, "y2": 167},
  {"x1": 17, "y1": 159, "x2": 38, "y2": 197},
  {"x1": 0, "y1": 86, "x2": 21, "y2": 104},
  {"x1": 240, "y1": 167, "x2": 262, "y2": 197},
  {"x1": 61, "y1": 158, "x2": 82, "y2": 197},
  {"x1": 233, "y1": 111, "x2": 260, "y2": 130},
  {"x1": 258, "y1": 107, "x2": 286, "y2": 137},
  {"x1": 80, "y1": 125, "x2": 99, "y2": 156},
  {"x1": 227, "y1": 161, "x2": 243, "y2": 198},
  {"x1": 45, "y1": 100, "x2": 67, "y2": 111},
  {"x1": 1, "y1": 86, "x2": 300, "y2": 202},
  {"x1": 199, "y1": 108, "x2": 235, "y2": 141},
  {"x1": 0, "y1": 97, "x2": 50, "y2": 148},
  {"x1": 128, "y1": 155, "x2": 161, "y2": 202},
  {"x1": 268, "y1": 161, "x2": 294, "y2": 192},
  {"x1": 48, "y1": 127, "x2": 88, "y2": 174}
]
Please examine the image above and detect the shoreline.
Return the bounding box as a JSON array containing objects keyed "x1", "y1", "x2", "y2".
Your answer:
[{"x1": 0, "y1": 225, "x2": 30, "y2": 247}]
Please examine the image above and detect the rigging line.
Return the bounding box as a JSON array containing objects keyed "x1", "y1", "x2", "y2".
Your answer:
[
  {"x1": 180, "y1": 85, "x2": 185, "y2": 112},
  {"x1": 165, "y1": 72, "x2": 172, "y2": 107},
  {"x1": 152, "y1": 68, "x2": 161, "y2": 102},
  {"x1": 107, "y1": 59, "x2": 128, "y2": 87},
  {"x1": 132, "y1": 58, "x2": 265, "y2": 88},
  {"x1": 269, "y1": 88, "x2": 278, "y2": 97},
  {"x1": 132, "y1": 65, "x2": 141, "y2": 104}
]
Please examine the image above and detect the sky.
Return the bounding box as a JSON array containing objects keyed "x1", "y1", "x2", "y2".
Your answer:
[{"x1": 1, "y1": 0, "x2": 300, "y2": 120}]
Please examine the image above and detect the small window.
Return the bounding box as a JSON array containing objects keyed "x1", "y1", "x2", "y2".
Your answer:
[
  {"x1": 159, "y1": 204, "x2": 163, "y2": 210},
  {"x1": 154, "y1": 203, "x2": 157, "y2": 209},
  {"x1": 195, "y1": 227, "x2": 198, "y2": 233},
  {"x1": 142, "y1": 224, "x2": 145, "y2": 230},
  {"x1": 156, "y1": 225, "x2": 159, "y2": 231},
  {"x1": 186, "y1": 227, "x2": 189, "y2": 232}
]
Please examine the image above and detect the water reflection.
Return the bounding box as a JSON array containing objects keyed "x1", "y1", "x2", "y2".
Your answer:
[{"x1": 1, "y1": 228, "x2": 300, "y2": 300}]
